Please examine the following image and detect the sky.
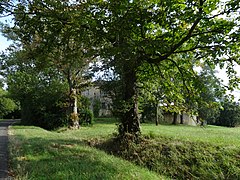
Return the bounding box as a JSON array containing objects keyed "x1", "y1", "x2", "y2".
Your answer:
[
  {"x1": 0, "y1": 16, "x2": 12, "y2": 51},
  {"x1": 0, "y1": 34, "x2": 11, "y2": 51}
]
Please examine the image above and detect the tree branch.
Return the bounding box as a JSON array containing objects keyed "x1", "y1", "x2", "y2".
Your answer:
[
  {"x1": 174, "y1": 45, "x2": 224, "y2": 54},
  {"x1": 166, "y1": 58, "x2": 190, "y2": 94},
  {"x1": 147, "y1": 0, "x2": 204, "y2": 63}
]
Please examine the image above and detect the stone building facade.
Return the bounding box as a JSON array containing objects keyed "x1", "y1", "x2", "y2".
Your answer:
[
  {"x1": 82, "y1": 86, "x2": 112, "y2": 117},
  {"x1": 161, "y1": 112, "x2": 197, "y2": 126}
]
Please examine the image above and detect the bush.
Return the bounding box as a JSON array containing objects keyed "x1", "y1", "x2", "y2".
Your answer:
[
  {"x1": 79, "y1": 109, "x2": 94, "y2": 125},
  {"x1": 41, "y1": 112, "x2": 68, "y2": 130},
  {"x1": 9, "y1": 76, "x2": 70, "y2": 130}
]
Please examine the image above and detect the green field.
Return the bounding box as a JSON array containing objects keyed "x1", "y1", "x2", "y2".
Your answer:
[
  {"x1": 142, "y1": 124, "x2": 240, "y2": 147},
  {"x1": 8, "y1": 119, "x2": 240, "y2": 179},
  {"x1": 8, "y1": 120, "x2": 165, "y2": 180}
]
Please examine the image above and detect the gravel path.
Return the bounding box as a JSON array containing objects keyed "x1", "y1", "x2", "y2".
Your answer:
[{"x1": 0, "y1": 120, "x2": 20, "y2": 179}]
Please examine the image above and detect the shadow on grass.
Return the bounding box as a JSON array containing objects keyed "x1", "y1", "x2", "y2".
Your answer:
[
  {"x1": 10, "y1": 137, "x2": 117, "y2": 179},
  {"x1": 9, "y1": 132, "x2": 161, "y2": 180}
]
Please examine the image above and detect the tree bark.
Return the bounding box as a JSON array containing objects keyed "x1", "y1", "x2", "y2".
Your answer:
[
  {"x1": 180, "y1": 112, "x2": 184, "y2": 124},
  {"x1": 67, "y1": 71, "x2": 80, "y2": 129},
  {"x1": 156, "y1": 105, "x2": 159, "y2": 126},
  {"x1": 69, "y1": 88, "x2": 80, "y2": 129},
  {"x1": 119, "y1": 66, "x2": 140, "y2": 137},
  {"x1": 172, "y1": 112, "x2": 178, "y2": 125}
]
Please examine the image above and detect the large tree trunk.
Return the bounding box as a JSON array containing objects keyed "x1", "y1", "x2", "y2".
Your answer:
[{"x1": 119, "y1": 67, "x2": 140, "y2": 138}]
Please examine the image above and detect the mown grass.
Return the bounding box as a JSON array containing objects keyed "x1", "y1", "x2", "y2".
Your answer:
[
  {"x1": 8, "y1": 118, "x2": 240, "y2": 179},
  {"x1": 141, "y1": 123, "x2": 240, "y2": 147},
  {"x1": 8, "y1": 122, "x2": 166, "y2": 180}
]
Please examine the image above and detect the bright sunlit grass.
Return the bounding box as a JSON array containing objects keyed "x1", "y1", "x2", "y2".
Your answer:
[{"x1": 141, "y1": 123, "x2": 240, "y2": 147}]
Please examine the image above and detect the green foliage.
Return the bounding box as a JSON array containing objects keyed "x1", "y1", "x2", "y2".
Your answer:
[
  {"x1": 197, "y1": 65, "x2": 224, "y2": 124},
  {"x1": 216, "y1": 100, "x2": 240, "y2": 127},
  {"x1": 98, "y1": 80, "x2": 123, "y2": 118},
  {"x1": 104, "y1": 137, "x2": 240, "y2": 179},
  {"x1": 0, "y1": 88, "x2": 17, "y2": 118},
  {"x1": 6, "y1": 61, "x2": 69, "y2": 130},
  {"x1": 78, "y1": 96, "x2": 94, "y2": 125},
  {"x1": 78, "y1": 96, "x2": 91, "y2": 110},
  {"x1": 1, "y1": 0, "x2": 97, "y2": 128},
  {"x1": 79, "y1": 108, "x2": 94, "y2": 125},
  {"x1": 140, "y1": 104, "x2": 157, "y2": 123},
  {"x1": 97, "y1": 123, "x2": 240, "y2": 180},
  {"x1": 93, "y1": 98, "x2": 101, "y2": 118},
  {"x1": 139, "y1": 102, "x2": 164, "y2": 124},
  {"x1": 2, "y1": 0, "x2": 240, "y2": 137},
  {"x1": 95, "y1": 0, "x2": 240, "y2": 136}
]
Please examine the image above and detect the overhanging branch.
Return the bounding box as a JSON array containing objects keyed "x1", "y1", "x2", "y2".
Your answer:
[{"x1": 147, "y1": 0, "x2": 204, "y2": 63}]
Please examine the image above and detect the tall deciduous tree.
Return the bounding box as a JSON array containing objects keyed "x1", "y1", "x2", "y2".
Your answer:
[
  {"x1": 1, "y1": 0, "x2": 98, "y2": 128},
  {"x1": 2, "y1": 0, "x2": 240, "y2": 137},
  {"x1": 96, "y1": 0, "x2": 240, "y2": 138},
  {"x1": 1, "y1": 49, "x2": 69, "y2": 129},
  {"x1": 197, "y1": 65, "x2": 225, "y2": 124}
]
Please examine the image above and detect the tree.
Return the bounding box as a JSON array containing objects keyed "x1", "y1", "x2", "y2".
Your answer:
[
  {"x1": 216, "y1": 99, "x2": 240, "y2": 127},
  {"x1": 0, "y1": 87, "x2": 17, "y2": 118},
  {"x1": 96, "y1": 0, "x2": 240, "y2": 138},
  {"x1": 2, "y1": 1, "x2": 240, "y2": 138},
  {"x1": 197, "y1": 65, "x2": 224, "y2": 124},
  {"x1": 7, "y1": 66, "x2": 69, "y2": 130},
  {"x1": 1, "y1": 49, "x2": 69, "y2": 129},
  {"x1": 138, "y1": 60, "x2": 199, "y2": 123},
  {"x1": 1, "y1": 0, "x2": 98, "y2": 128}
]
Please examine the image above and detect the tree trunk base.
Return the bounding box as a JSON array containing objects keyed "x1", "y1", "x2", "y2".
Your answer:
[{"x1": 69, "y1": 121, "x2": 80, "y2": 129}]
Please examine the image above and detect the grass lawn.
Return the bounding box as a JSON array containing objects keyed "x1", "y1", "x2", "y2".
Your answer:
[
  {"x1": 8, "y1": 121, "x2": 166, "y2": 180},
  {"x1": 142, "y1": 123, "x2": 240, "y2": 147},
  {"x1": 8, "y1": 118, "x2": 240, "y2": 179}
]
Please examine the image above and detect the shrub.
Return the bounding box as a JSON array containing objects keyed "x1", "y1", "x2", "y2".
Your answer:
[
  {"x1": 41, "y1": 112, "x2": 68, "y2": 130},
  {"x1": 79, "y1": 109, "x2": 94, "y2": 125}
]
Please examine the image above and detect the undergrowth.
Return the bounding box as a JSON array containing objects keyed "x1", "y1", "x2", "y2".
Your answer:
[{"x1": 95, "y1": 133, "x2": 240, "y2": 180}]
